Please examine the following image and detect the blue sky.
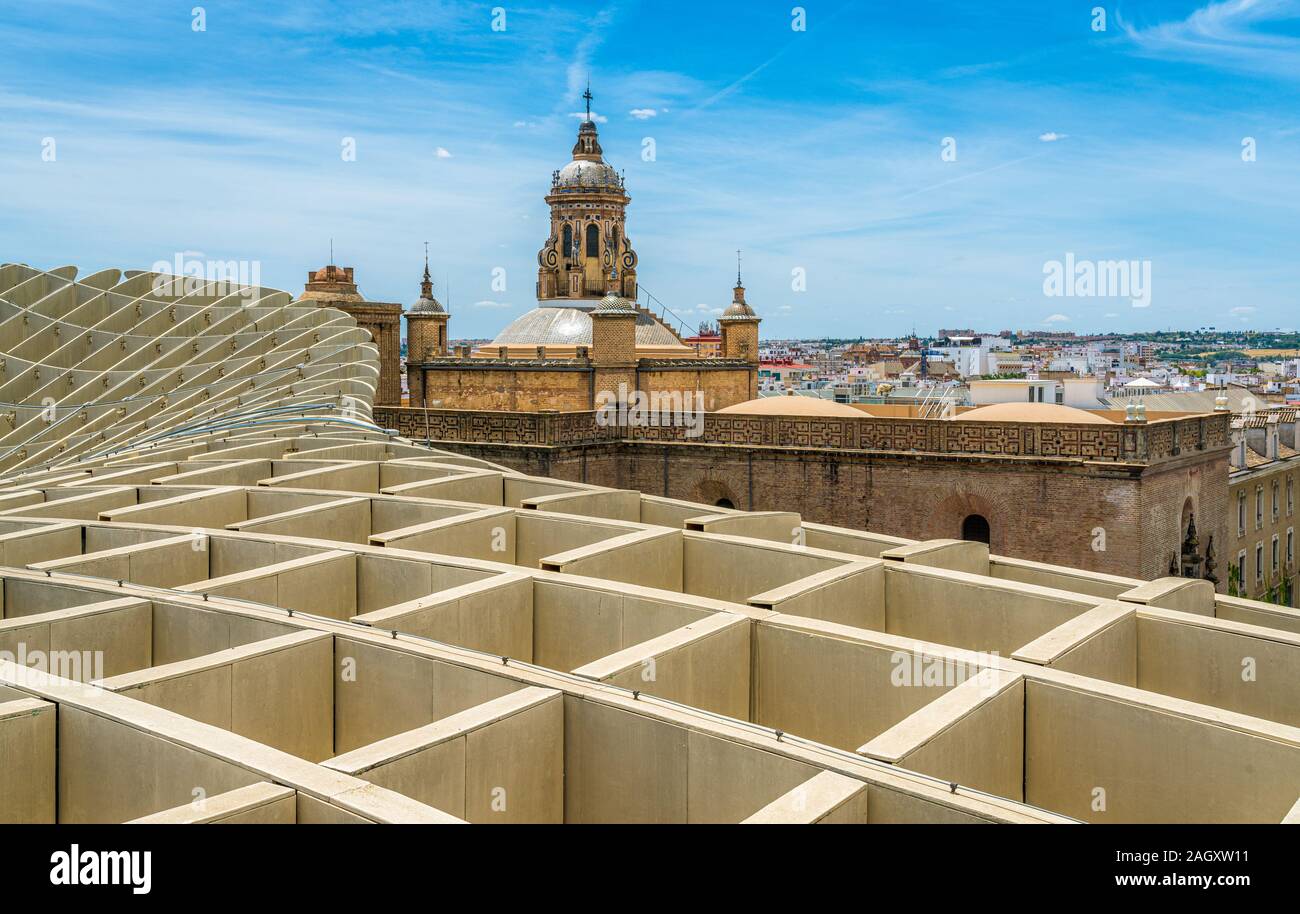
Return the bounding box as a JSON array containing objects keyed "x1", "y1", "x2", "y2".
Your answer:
[{"x1": 1, "y1": 0, "x2": 1297, "y2": 338}]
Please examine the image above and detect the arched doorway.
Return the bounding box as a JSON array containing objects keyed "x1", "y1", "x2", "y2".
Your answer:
[
  {"x1": 961, "y1": 514, "x2": 990, "y2": 545},
  {"x1": 715, "y1": 498, "x2": 735, "y2": 509}
]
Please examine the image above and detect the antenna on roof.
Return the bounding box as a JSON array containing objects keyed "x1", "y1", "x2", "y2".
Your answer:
[{"x1": 329, "y1": 238, "x2": 334, "y2": 265}]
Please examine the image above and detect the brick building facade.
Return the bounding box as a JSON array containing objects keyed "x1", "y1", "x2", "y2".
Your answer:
[{"x1": 372, "y1": 406, "x2": 1232, "y2": 586}]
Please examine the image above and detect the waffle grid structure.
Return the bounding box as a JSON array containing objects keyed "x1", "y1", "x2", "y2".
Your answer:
[{"x1": 1, "y1": 265, "x2": 1299, "y2": 824}]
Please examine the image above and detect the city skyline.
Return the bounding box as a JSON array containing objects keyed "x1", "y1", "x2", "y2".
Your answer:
[{"x1": 1, "y1": 0, "x2": 1298, "y2": 337}]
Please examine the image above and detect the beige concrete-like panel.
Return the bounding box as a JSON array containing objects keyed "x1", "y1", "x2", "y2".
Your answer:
[
  {"x1": 326, "y1": 687, "x2": 563, "y2": 823},
  {"x1": 682, "y1": 532, "x2": 848, "y2": 603},
  {"x1": 742, "y1": 771, "x2": 870, "y2": 824},
  {"x1": 1119, "y1": 577, "x2": 1215, "y2": 616},
  {"x1": 381, "y1": 470, "x2": 504, "y2": 506},
  {"x1": 57, "y1": 704, "x2": 263, "y2": 823},
  {"x1": 128, "y1": 782, "x2": 297, "y2": 824},
  {"x1": 514, "y1": 513, "x2": 632, "y2": 570},
  {"x1": 296, "y1": 792, "x2": 374, "y2": 824},
  {"x1": 1215, "y1": 596, "x2": 1300, "y2": 635},
  {"x1": 884, "y1": 563, "x2": 1096, "y2": 654},
  {"x1": 333, "y1": 637, "x2": 522, "y2": 753},
  {"x1": 541, "y1": 528, "x2": 683, "y2": 592},
  {"x1": 0, "y1": 522, "x2": 81, "y2": 568},
  {"x1": 526, "y1": 488, "x2": 641, "y2": 522},
  {"x1": 989, "y1": 555, "x2": 1139, "y2": 599},
  {"x1": 564, "y1": 695, "x2": 688, "y2": 824},
  {"x1": 581, "y1": 615, "x2": 751, "y2": 720},
  {"x1": 99, "y1": 631, "x2": 334, "y2": 762},
  {"x1": 30, "y1": 534, "x2": 210, "y2": 589},
  {"x1": 354, "y1": 574, "x2": 533, "y2": 660},
  {"x1": 686, "y1": 730, "x2": 819, "y2": 823},
  {"x1": 0, "y1": 698, "x2": 56, "y2": 823},
  {"x1": 232, "y1": 633, "x2": 334, "y2": 762},
  {"x1": 1012, "y1": 602, "x2": 1138, "y2": 686},
  {"x1": 1024, "y1": 679, "x2": 1300, "y2": 823},
  {"x1": 151, "y1": 602, "x2": 294, "y2": 666},
  {"x1": 882, "y1": 539, "x2": 990, "y2": 576},
  {"x1": 753, "y1": 618, "x2": 973, "y2": 750},
  {"x1": 749, "y1": 560, "x2": 885, "y2": 631},
  {"x1": 0, "y1": 598, "x2": 151, "y2": 680},
  {"x1": 860, "y1": 672, "x2": 1025, "y2": 802},
  {"x1": 463, "y1": 689, "x2": 564, "y2": 824},
  {"x1": 371, "y1": 510, "x2": 516, "y2": 563},
  {"x1": 233, "y1": 497, "x2": 371, "y2": 544},
  {"x1": 532, "y1": 582, "x2": 622, "y2": 671},
  {"x1": 184, "y1": 551, "x2": 357, "y2": 620},
  {"x1": 1136, "y1": 612, "x2": 1300, "y2": 727},
  {"x1": 801, "y1": 522, "x2": 916, "y2": 558},
  {"x1": 329, "y1": 732, "x2": 466, "y2": 818},
  {"x1": 683, "y1": 510, "x2": 802, "y2": 544}
]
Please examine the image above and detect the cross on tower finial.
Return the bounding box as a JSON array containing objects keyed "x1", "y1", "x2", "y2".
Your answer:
[
  {"x1": 423, "y1": 241, "x2": 431, "y2": 282},
  {"x1": 736, "y1": 249, "x2": 743, "y2": 286},
  {"x1": 583, "y1": 78, "x2": 593, "y2": 121}
]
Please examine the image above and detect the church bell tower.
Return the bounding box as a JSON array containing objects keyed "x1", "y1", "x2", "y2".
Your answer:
[{"x1": 536, "y1": 85, "x2": 639, "y2": 303}]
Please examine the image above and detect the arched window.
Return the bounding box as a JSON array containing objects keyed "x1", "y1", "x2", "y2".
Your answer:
[
  {"x1": 561, "y1": 224, "x2": 573, "y2": 260},
  {"x1": 585, "y1": 223, "x2": 600, "y2": 257},
  {"x1": 716, "y1": 498, "x2": 735, "y2": 509},
  {"x1": 961, "y1": 514, "x2": 990, "y2": 544}
]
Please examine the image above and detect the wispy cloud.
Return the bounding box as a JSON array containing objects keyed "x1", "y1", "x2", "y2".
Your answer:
[
  {"x1": 1118, "y1": 0, "x2": 1300, "y2": 77},
  {"x1": 1038, "y1": 131, "x2": 1066, "y2": 142}
]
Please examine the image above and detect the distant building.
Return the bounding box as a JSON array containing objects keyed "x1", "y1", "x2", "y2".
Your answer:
[
  {"x1": 401, "y1": 92, "x2": 759, "y2": 412},
  {"x1": 298, "y1": 264, "x2": 403, "y2": 406},
  {"x1": 1229, "y1": 408, "x2": 1298, "y2": 605}
]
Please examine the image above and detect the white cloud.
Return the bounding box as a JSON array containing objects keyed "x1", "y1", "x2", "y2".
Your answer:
[
  {"x1": 1039, "y1": 131, "x2": 1067, "y2": 142},
  {"x1": 1118, "y1": 0, "x2": 1300, "y2": 78},
  {"x1": 1230, "y1": 305, "x2": 1257, "y2": 315},
  {"x1": 435, "y1": 147, "x2": 452, "y2": 158},
  {"x1": 1043, "y1": 313, "x2": 1070, "y2": 324},
  {"x1": 629, "y1": 108, "x2": 658, "y2": 120},
  {"x1": 570, "y1": 111, "x2": 608, "y2": 123},
  {"x1": 473, "y1": 300, "x2": 511, "y2": 309}
]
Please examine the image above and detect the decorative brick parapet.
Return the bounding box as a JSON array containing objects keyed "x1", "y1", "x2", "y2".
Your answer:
[{"x1": 372, "y1": 407, "x2": 1230, "y2": 465}]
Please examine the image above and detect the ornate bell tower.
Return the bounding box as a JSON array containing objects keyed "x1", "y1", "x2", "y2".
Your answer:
[{"x1": 536, "y1": 85, "x2": 639, "y2": 303}]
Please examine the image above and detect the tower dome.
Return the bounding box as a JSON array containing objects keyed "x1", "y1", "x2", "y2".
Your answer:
[{"x1": 408, "y1": 252, "x2": 445, "y2": 314}]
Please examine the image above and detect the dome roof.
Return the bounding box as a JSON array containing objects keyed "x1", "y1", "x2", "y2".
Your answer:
[
  {"x1": 311, "y1": 265, "x2": 352, "y2": 285},
  {"x1": 408, "y1": 294, "x2": 445, "y2": 315},
  {"x1": 592, "y1": 293, "x2": 636, "y2": 314},
  {"x1": 717, "y1": 393, "x2": 864, "y2": 418},
  {"x1": 490, "y1": 305, "x2": 684, "y2": 348},
  {"x1": 956, "y1": 402, "x2": 1113, "y2": 424},
  {"x1": 555, "y1": 159, "x2": 622, "y2": 190},
  {"x1": 720, "y1": 299, "x2": 756, "y2": 320}
]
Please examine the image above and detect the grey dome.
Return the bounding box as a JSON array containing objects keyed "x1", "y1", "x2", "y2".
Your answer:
[
  {"x1": 593, "y1": 293, "x2": 636, "y2": 314},
  {"x1": 720, "y1": 299, "x2": 756, "y2": 321},
  {"x1": 408, "y1": 294, "x2": 445, "y2": 315},
  {"x1": 491, "y1": 305, "x2": 684, "y2": 348},
  {"x1": 555, "y1": 159, "x2": 622, "y2": 190}
]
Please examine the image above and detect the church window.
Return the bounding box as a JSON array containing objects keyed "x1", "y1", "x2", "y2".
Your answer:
[{"x1": 585, "y1": 223, "x2": 600, "y2": 257}]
